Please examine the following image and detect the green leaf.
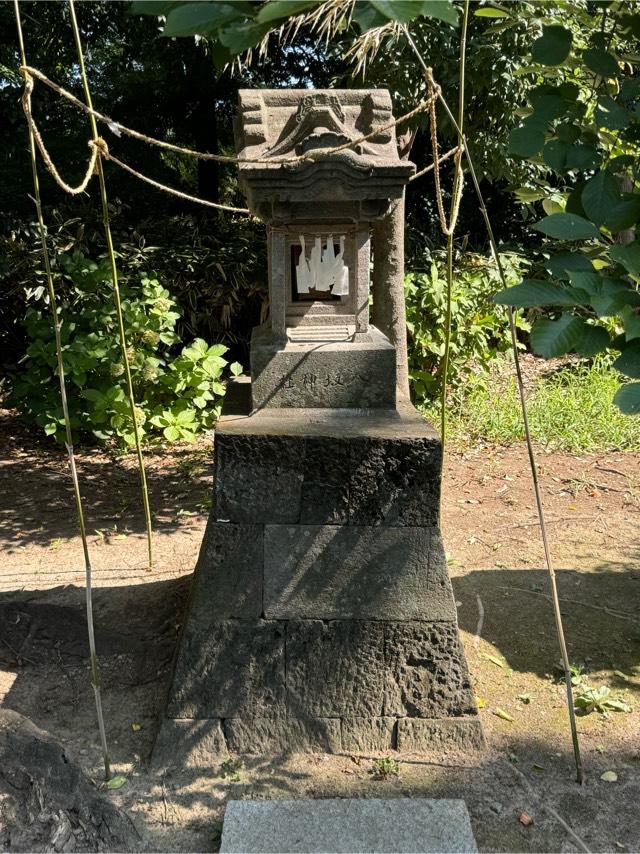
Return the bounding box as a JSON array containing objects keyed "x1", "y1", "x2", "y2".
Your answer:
[
  {"x1": 622, "y1": 306, "x2": 640, "y2": 341},
  {"x1": 610, "y1": 242, "x2": 640, "y2": 278},
  {"x1": 534, "y1": 213, "x2": 600, "y2": 241},
  {"x1": 163, "y1": 425, "x2": 182, "y2": 441},
  {"x1": 546, "y1": 252, "x2": 594, "y2": 278},
  {"x1": 230, "y1": 361, "x2": 244, "y2": 376},
  {"x1": 583, "y1": 48, "x2": 619, "y2": 78},
  {"x1": 565, "y1": 143, "x2": 600, "y2": 171},
  {"x1": 219, "y1": 20, "x2": 272, "y2": 53},
  {"x1": 543, "y1": 139, "x2": 570, "y2": 172},
  {"x1": 474, "y1": 6, "x2": 510, "y2": 17},
  {"x1": 531, "y1": 25, "x2": 572, "y2": 66},
  {"x1": 131, "y1": 1, "x2": 180, "y2": 15},
  {"x1": 256, "y1": 0, "x2": 320, "y2": 24},
  {"x1": 614, "y1": 382, "x2": 640, "y2": 414},
  {"x1": 589, "y1": 279, "x2": 640, "y2": 317},
  {"x1": 604, "y1": 198, "x2": 640, "y2": 233},
  {"x1": 582, "y1": 172, "x2": 620, "y2": 227},
  {"x1": 530, "y1": 313, "x2": 586, "y2": 357},
  {"x1": 368, "y1": 0, "x2": 458, "y2": 25},
  {"x1": 494, "y1": 279, "x2": 588, "y2": 308},
  {"x1": 576, "y1": 324, "x2": 611, "y2": 357},
  {"x1": 595, "y1": 97, "x2": 627, "y2": 131},
  {"x1": 106, "y1": 774, "x2": 127, "y2": 790},
  {"x1": 509, "y1": 126, "x2": 545, "y2": 158},
  {"x1": 514, "y1": 187, "x2": 546, "y2": 203},
  {"x1": 163, "y1": 2, "x2": 242, "y2": 36},
  {"x1": 613, "y1": 342, "x2": 640, "y2": 379},
  {"x1": 418, "y1": 0, "x2": 459, "y2": 25},
  {"x1": 352, "y1": 0, "x2": 389, "y2": 30}
]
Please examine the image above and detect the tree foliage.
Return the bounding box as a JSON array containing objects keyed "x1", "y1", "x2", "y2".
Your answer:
[{"x1": 497, "y1": 2, "x2": 640, "y2": 413}]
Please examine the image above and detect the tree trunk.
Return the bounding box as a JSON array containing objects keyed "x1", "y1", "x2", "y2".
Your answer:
[{"x1": 371, "y1": 194, "x2": 410, "y2": 403}]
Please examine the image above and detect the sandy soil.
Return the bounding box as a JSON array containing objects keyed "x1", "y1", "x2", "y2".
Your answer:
[{"x1": 1, "y1": 407, "x2": 638, "y2": 853}]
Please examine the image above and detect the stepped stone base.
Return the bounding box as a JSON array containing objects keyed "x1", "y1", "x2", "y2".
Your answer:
[{"x1": 154, "y1": 382, "x2": 481, "y2": 766}]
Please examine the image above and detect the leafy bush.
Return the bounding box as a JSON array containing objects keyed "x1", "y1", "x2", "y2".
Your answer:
[
  {"x1": 405, "y1": 251, "x2": 529, "y2": 403},
  {"x1": 501, "y1": 5, "x2": 640, "y2": 414},
  {"x1": 9, "y1": 251, "x2": 234, "y2": 446}
]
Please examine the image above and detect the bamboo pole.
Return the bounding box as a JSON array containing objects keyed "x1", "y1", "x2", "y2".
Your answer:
[
  {"x1": 13, "y1": 0, "x2": 111, "y2": 782},
  {"x1": 68, "y1": 0, "x2": 154, "y2": 569}
]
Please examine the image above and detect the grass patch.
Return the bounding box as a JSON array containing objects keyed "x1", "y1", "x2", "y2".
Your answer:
[{"x1": 425, "y1": 359, "x2": 640, "y2": 453}]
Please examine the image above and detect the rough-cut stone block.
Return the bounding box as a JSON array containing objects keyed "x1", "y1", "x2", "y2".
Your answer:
[
  {"x1": 396, "y1": 718, "x2": 485, "y2": 753},
  {"x1": 263, "y1": 526, "x2": 456, "y2": 621},
  {"x1": 349, "y1": 438, "x2": 441, "y2": 526},
  {"x1": 299, "y1": 438, "x2": 350, "y2": 524},
  {"x1": 192, "y1": 521, "x2": 263, "y2": 619},
  {"x1": 152, "y1": 718, "x2": 228, "y2": 771},
  {"x1": 214, "y1": 434, "x2": 302, "y2": 523},
  {"x1": 286, "y1": 621, "x2": 385, "y2": 717},
  {"x1": 224, "y1": 717, "x2": 341, "y2": 754},
  {"x1": 340, "y1": 717, "x2": 396, "y2": 753},
  {"x1": 220, "y1": 797, "x2": 478, "y2": 853},
  {"x1": 167, "y1": 621, "x2": 285, "y2": 719},
  {"x1": 384, "y1": 623, "x2": 476, "y2": 718},
  {"x1": 250, "y1": 324, "x2": 396, "y2": 409}
]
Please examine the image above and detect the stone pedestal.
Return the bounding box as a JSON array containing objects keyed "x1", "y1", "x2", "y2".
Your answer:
[{"x1": 154, "y1": 382, "x2": 482, "y2": 763}]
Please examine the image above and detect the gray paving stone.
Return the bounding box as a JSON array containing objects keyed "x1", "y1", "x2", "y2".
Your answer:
[
  {"x1": 167, "y1": 621, "x2": 285, "y2": 719},
  {"x1": 220, "y1": 798, "x2": 478, "y2": 853},
  {"x1": 384, "y1": 623, "x2": 477, "y2": 718},
  {"x1": 396, "y1": 718, "x2": 485, "y2": 753},
  {"x1": 224, "y1": 717, "x2": 341, "y2": 754},
  {"x1": 192, "y1": 521, "x2": 263, "y2": 619},
  {"x1": 286, "y1": 620, "x2": 385, "y2": 717},
  {"x1": 263, "y1": 525, "x2": 456, "y2": 620}
]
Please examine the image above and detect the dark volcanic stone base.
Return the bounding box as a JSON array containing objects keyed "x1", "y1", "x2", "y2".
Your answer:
[{"x1": 155, "y1": 390, "x2": 482, "y2": 766}]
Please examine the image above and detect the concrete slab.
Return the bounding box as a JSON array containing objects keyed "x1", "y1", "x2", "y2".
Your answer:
[{"x1": 219, "y1": 798, "x2": 477, "y2": 853}]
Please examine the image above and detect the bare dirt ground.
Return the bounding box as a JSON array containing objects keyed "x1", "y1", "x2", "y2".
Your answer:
[{"x1": 1, "y1": 405, "x2": 639, "y2": 853}]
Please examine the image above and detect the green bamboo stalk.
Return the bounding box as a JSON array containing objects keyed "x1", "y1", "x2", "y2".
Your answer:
[
  {"x1": 403, "y1": 28, "x2": 584, "y2": 785},
  {"x1": 14, "y1": 0, "x2": 111, "y2": 782},
  {"x1": 68, "y1": 0, "x2": 154, "y2": 569},
  {"x1": 439, "y1": 0, "x2": 469, "y2": 459}
]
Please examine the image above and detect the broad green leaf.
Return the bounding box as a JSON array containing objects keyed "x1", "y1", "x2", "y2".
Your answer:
[
  {"x1": 576, "y1": 324, "x2": 610, "y2": 357},
  {"x1": 219, "y1": 20, "x2": 272, "y2": 53},
  {"x1": 542, "y1": 198, "x2": 563, "y2": 216},
  {"x1": 532, "y1": 93, "x2": 568, "y2": 122},
  {"x1": 417, "y1": 1, "x2": 459, "y2": 25},
  {"x1": 530, "y1": 313, "x2": 586, "y2": 357},
  {"x1": 595, "y1": 96, "x2": 627, "y2": 131},
  {"x1": 163, "y1": 425, "x2": 182, "y2": 441},
  {"x1": 567, "y1": 270, "x2": 602, "y2": 293},
  {"x1": 514, "y1": 187, "x2": 545, "y2": 203},
  {"x1": 604, "y1": 197, "x2": 640, "y2": 233},
  {"x1": 534, "y1": 213, "x2": 600, "y2": 241},
  {"x1": 546, "y1": 252, "x2": 594, "y2": 279},
  {"x1": 509, "y1": 126, "x2": 544, "y2": 158},
  {"x1": 610, "y1": 242, "x2": 640, "y2": 278},
  {"x1": 352, "y1": 0, "x2": 389, "y2": 30},
  {"x1": 131, "y1": 1, "x2": 180, "y2": 14},
  {"x1": 230, "y1": 361, "x2": 244, "y2": 376},
  {"x1": 163, "y1": 2, "x2": 242, "y2": 36},
  {"x1": 565, "y1": 143, "x2": 599, "y2": 171},
  {"x1": 474, "y1": 6, "x2": 510, "y2": 17},
  {"x1": 583, "y1": 48, "x2": 619, "y2": 78},
  {"x1": 494, "y1": 279, "x2": 588, "y2": 308},
  {"x1": 106, "y1": 774, "x2": 127, "y2": 790},
  {"x1": 531, "y1": 25, "x2": 572, "y2": 66},
  {"x1": 556, "y1": 122, "x2": 580, "y2": 143},
  {"x1": 543, "y1": 139, "x2": 570, "y2": 173},
  {"x1": 582, "y1": 172, "x2": 620, "y2": 227},
  {"x1": 613, "y1": 342, "x2": 640, "y2": 378},
  {"x1": 614, "y1": 382, "x2": 640, "y2": 414},
  {"x1": 256, "y1": 0, "x2": 320, "y2": 24},
  {"x1": 622, "y1": 306, "x2": 640, "y2": 341},
  {"x1": 589, "y1": 279, "x2": 640, "y2": 316}
]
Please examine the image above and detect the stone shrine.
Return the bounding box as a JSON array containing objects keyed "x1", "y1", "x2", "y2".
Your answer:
[{"x1": 154, "y1": 89, "x2": 481, "y2": 762}]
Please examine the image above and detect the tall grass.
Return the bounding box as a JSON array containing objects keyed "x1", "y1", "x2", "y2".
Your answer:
[{"x1": 426, "y1": 359, "x2": 640, "y2": 453}]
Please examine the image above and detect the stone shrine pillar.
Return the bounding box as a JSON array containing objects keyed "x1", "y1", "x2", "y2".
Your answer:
[{"x1": 154, "y1": 90, "x2": 481, "y2": 762}]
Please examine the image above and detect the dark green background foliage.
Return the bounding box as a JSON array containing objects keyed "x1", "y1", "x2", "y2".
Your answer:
[{"x1": 498, "y1": 2, "x2": 640, "y2": 413}]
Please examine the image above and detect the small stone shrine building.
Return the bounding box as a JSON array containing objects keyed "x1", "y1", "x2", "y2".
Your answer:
[{"x1": 155, "y1": 89, "x2": 482, "y2": 760}]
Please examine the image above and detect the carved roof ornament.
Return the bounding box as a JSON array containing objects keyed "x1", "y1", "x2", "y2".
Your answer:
[{"x1": 235, "y1": 89, "x2": 415, "y2": 222}]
